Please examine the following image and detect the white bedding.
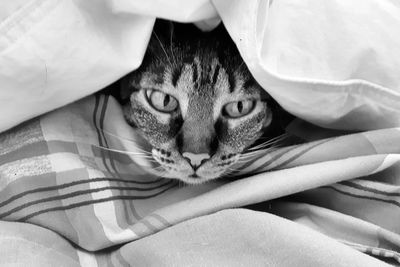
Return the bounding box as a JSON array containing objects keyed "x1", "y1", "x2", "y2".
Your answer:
[{"x1": 1, "y1": 0, "x2": 400, "y2": 132}]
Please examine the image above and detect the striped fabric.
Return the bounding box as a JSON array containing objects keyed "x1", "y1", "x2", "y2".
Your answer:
[{"x1": 0, "y1": 94, "x2": 400, "y2": 265}]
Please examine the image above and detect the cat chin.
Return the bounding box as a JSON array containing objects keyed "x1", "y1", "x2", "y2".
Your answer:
[
  {"x1": 154, "y1": 168, "x2": 220, "y2": 184},
  {"x1": 168, "y1": 171, "x2": 224, "y2": 185},
  {"x1": 152, "y1": 158, "x2": 232, "y2": 184},
  {"x1": 176, "y1": 177, "x2": 210, "y2": 185},
  {"x1": 176, "y1": 175, "x2": 220, "y2": 185}
]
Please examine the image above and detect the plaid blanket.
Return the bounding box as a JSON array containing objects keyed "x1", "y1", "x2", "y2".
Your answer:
[{"x1": 0, "y1": 94, "x2": 399, "y2": 266}]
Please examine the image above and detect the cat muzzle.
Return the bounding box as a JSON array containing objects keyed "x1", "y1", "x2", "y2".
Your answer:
[{"x1": 182, "y1": 152, "x2": 210, "y2": 169}]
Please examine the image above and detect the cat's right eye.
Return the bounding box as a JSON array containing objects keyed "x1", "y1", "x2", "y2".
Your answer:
[
  {"x1": 223, "y1": 99, "x2": 255, "y2": 118},
  {"x1": 145, "y1": 89, "x2": 178, "y2": 113}
]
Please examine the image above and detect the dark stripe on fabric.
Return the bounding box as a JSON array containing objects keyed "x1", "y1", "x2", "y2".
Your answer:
[
  {"x1": 18, "y1": 183, "x2": 177, "y2": 221},
  {"x1": 119, "y1": 186, "x2": 133, "y2": 225},
  {"x1": 114, "y1": 250, "x2": 131, "y2": 267},
  {"x1": 103, "y1": 171, "x2": 161, "y2": 182},
  {"x1": 99, "y1": 95, "x2": 121, "y2": 177},
  {"x1": 268, "y1": 139, "x2": 332, "y2": 170},
  {"x1": 321, "y1": 186, "x2": 400, "y2": 208},
  {"x1": 93, "y1": 95, "x2": 112, "y2": 174},
  {"x1": 95, "y1": 94, "x2": 124, "y2": 177},
  {"x1": 340, "y1": 181, "x2": 400, "y2": 197},
  {"x1": 95, "y1": 95, "x2": 150, "y2": 175},
  {"x1": 129, "y1": 198, "x2": 142, "y2": 221},
  {"x1": 0, "y1": 180, "x2": 176, "y2": 219},
  {"x1": 148, "y1": 213, "x2": 172, "y2": 228},
  {"x1": 101, "y1": 96, "x2": 126, "y2": 180},
  {"x1": 0, "y1": 176, "x2": 164, "y2": 208},
  {"x1": 90, "y1": 146, "x2": 131, "y2": 164},
  {"x1": 116, "y1": 180, "x2": 133, "y2": 229},
  {"x1": 140, "y1": 219, "x2": 158, "y2": 232},
  {"x1": 1, "y1": 137, "x2": 137, "y2": 168},
  {"x1": 91, "y1": 146, "x2": 150, "y2": 172},
  {"x1": 238, "y1": 146, "x2": 295, "y2": 174}
]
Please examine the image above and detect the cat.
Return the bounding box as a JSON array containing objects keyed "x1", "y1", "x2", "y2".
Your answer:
[{"x1": 117, "y1": 20, "x2": 284, "y2": 184}]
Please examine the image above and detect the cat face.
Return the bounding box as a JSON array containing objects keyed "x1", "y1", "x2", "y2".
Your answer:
[{"x1": 121, "y1": 22, "x2": 272, "y2": 184}]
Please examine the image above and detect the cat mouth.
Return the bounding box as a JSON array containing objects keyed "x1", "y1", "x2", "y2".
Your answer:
[
  {"x1": 150, "y1": 148, "x2": 238, "y2": 183},
  {"x1": 181, "y1": 168, "x2": 227, "y2": 184},
  {"x1": 189, "y1": 173, "x2": 200, "y2": 178},
  {"x1": 153, "y1": 166, "x2": 227, "y2": 184}
]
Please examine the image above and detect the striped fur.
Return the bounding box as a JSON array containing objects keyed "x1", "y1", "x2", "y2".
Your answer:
[{"x1": 121, "y1": 21, "x2": 272, "y2": 184}]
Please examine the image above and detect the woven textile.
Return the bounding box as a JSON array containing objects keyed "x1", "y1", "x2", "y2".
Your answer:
[{"x1": 0, "y1": 94, "x2": 399, "y2": 265}]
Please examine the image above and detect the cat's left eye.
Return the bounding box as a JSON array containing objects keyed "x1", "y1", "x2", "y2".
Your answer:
[
  {"x1": 146, "y1": 89, "x2": 178, "y2": 113},
  {"x1": 223, "y1": 100, "x2": 255, "y2": 118}
]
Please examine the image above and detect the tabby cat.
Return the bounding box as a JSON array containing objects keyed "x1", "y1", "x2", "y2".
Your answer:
[{"x1": 118, "y1": 20, "x2": 280, "y2": 184}]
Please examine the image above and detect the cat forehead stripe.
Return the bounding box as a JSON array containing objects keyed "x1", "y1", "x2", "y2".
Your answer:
[
  {"x1": 228, "y1": 72, "x2": 236, "y2": 93},
  {"x1": 192, "y1": 60, "x2": 198, "y2": 85},
  {"x1": 171, "y1": 65, "x2": 183, "y2": 87},
  {"x1": 211, "y1": 64, "x2": 220, "y2": 86},
  {"x1": 208, "y1": 59, "x2": 237, "y2": 94},
  {"x1": 193, "y1": 57, "x2": 202, "y2": 86}
]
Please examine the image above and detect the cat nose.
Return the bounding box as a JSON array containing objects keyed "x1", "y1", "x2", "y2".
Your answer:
[{"x1": 182, "y1": 152, "x2": 210, "y2": 169}]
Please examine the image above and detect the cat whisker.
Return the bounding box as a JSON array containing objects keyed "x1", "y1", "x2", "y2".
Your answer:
[
  {"x1": 177, "y1": 180, "x2": 187, "y2": 188},
  {"x1": 242, "y1": 148, "x2": 273, "y2": 157},
  {"x1": 237, "y1": 157, "x2": 255, "y2": 163},
  {"x1": 222, "y1": 166, "x2": 241, "y2": 178},
  {"x1": 135, "y1": 164, "x2": 162, "y2": 171},
  {"x1": 237, "y1": 151, "x2": 271, "y2": 164},
  {"x1": 258, "y1": 133, "x2": 288, "y2": 145},
  {"x1": 149, "y1": 166, "x2": 164, "y2": 172},
  {"x1": 139, "y1": 159, "x2": 163, "y2": 168},
  {"x1": 98, "y1": 129, "x2": 152, "y2": 155},
  {"x1": 243, "y1": 148, "x2": 271, "y2": 154},
  {"x1": 169, "y1": 22, "x2": 178, "y2": 66},
  {"x1": 247, "y1": 133, "x2": 289, "y2": 151},
  {"x1": 137, "y1": 166, "x2": 167, "y2": 177},
  {"x1": 128, "y1": 156, "x2": 160, "y2": 167},
  {"x1": 235, "y1": 158, "x2": 257, "y2": 165},
  {"x1": 157, "y1": 172, "x2": 174, "y2": 181},
  {"x1": 153, "y1": 32, "x2": 173, "y2": 66},
  {"x1": 259, "y1": 132, "x2": 289, "y2": 143},
  {"x1": 92, "y1": 144, "x2": 154, "y2": 158},
  {"x1": 226, "y1": 164, "x2": 241, "y2": 172},
  {"x1": 137, "y1": 160, "x2": 160, "y2": 167}
]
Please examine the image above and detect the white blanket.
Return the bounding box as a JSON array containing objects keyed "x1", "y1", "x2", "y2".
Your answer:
[{"x1": 1, "y1": 0, "x2": 400, "y2": 132}]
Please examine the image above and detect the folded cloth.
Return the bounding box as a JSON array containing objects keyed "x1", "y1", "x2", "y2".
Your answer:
[
  {"x1": 0, "y1": 210, "x2": 389, "y2": 266},
  {"x1": 1, "y1": 0, "x2": 400, "y2": 132},
  {"x1": 0, "y1": 94, "x2": 399, "y2": 265},
  {"x1": 215, "y1": 0, "x2": 400, "y2": 130},
  {"x1": 2, "y1": 1, "x2": 400, "y2": 265}
]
